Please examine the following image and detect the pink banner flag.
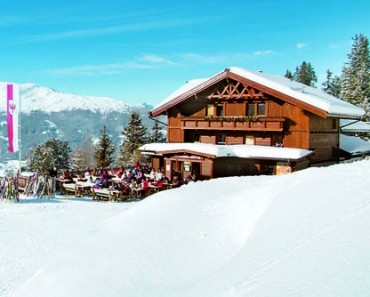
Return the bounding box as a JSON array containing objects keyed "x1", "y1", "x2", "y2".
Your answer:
[{"x1": 6, "y1": 84, "x2": 19, "y2": 152}]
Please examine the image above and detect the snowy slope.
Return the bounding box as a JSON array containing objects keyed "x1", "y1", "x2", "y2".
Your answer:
[
  {"x1": 2, "y1": 160, "x2": 370, "y2": 297},
  {"x1": 0, "y1": 82, "x2": 132, "y2": 114}
]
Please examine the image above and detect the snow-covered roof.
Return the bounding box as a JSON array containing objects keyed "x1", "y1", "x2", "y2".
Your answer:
[
  {"x1": 139, "y1": 142, "x2": 313, "y2": 161},
  {"x1": 340, "y1": 134, "x2": 370, "y2": 156},
  {"x1": 153, "y1": 78, "x2": 208, "y2": 110},
  {"x1": 340, "y1": 119, "x2": 370, "y2": 133},
  {"x1": 151, "y1": 67, "x2": 365, "y2": 119}
]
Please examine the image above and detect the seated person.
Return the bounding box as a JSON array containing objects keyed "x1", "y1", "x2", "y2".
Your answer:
[
  {"x1": 162, "y1": 176, "x2": 170, "y2": 183},
  {"x1": 60, "y1": 170, "x2": 71, "y2": 181},
  {"x1": 172, "y1": 176, "x2": 182, "y2": 187}
]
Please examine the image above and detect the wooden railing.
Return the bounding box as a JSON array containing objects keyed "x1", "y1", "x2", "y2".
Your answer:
[{"x1": 181, "y1": 117, "x2": 285, "y2": 132}]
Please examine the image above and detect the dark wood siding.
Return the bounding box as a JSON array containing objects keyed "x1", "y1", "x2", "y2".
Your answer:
[
  {"x1": 213, "y1": 158, "x2": 260, "y2": 177},
  {"x1": 309, "y1": 115, "x2": 339, "y2": 163},
  {"x1": 160, "y1": 77, "x2": 343, "y2": 165},
  {"x1": 201, "y1": 160, "x2": 213, "y2": 179},
  {"x1": 168, "y1": 128, "x2": 183, "y2": 142},
  {"x1": 200, "y1": 135, "x2": 216, "y2": 144},
  {"x1": 225, "y1": 102, "x2": 245, "y2": 116},
  {"x1": 226, "y1": 136, "x2": 244, "y2": 144},
  {"x1": 152, "y1": 157, "x2": 162, "y2": 171},
  {"x1": 255, "y1": 136, "x2": 272, "y2": 146}
]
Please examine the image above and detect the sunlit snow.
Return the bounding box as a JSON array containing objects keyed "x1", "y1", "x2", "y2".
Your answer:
[{"x1": 1, "y1": 160, "x2": 370, "y2": 297}]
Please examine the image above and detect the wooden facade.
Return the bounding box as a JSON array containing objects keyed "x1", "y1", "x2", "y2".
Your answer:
[
  {"x1": 160, "y1": 76, "x2": 339, "y2": 163},
  {"x1": 145, "y1": 67, "x2": 363, "y2": 179},
  {"x1": 143, "y1": 144, "x2": 312, "y2": 181}
]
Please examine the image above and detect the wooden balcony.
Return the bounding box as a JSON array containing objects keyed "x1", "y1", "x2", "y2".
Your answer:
[{"x1": 181, "y1": 117, "x2": 285, "y2": 132}]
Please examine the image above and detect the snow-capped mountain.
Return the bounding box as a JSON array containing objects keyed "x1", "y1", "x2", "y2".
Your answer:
[
  {"x1": 0, "y1": 82, "x2": 154, "y2": 163},
  {"x1": 0, "y1": 82, "x2": 136, "y2": 113}
]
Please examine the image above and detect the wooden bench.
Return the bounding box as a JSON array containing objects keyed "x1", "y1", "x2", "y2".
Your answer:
[
  {"x1": 91, "y1": 188, "x2": 111, "y2": 201},
  {"x1": 62, "y1": 183, "x2": 77, "y2": 195},
  {"x1": 109, "y1": 190, "x2": 132, "y2": 202},
  {"x1": 131, "y1": 187, "x2": 143, "y2": 199},
  {"x1": 92, "y1": 188, "x2": 134, "y2": 202},
  {"x1": 75, "y1": 182, "x2": 94, "y2": 197}
]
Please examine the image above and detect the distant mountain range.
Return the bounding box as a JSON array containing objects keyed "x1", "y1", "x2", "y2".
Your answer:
[{"x1": 0, "y1": 82, "x2": 155, "y2": 163}]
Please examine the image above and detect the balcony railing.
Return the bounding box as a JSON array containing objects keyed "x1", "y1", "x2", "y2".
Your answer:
[{"x1": 181, "y1": 116, "x2": 285, "y2": 132}]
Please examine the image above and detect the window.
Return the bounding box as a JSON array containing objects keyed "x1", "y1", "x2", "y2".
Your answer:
[
  {"x1": 217, "y1": 134, "x2": 226, "y2": 144},
  {"x1": 257, "y1": 103, "x2": 266, "y2": 115},
  {"x1": 247, "y1": 103, "x2": 255, "y2": 116},
  {"x1": 216, "y1": 104, "x2": 224, "y2": 116},
  {"x1": 184, "y1": 161, "x2": 191, "y2": 172},
  {"x1": 207, "y1": 104, "x2": 214, "y2": 116},
  {"x1": 207, "y1": 103, "x2": 223, "y2": 116},
  {"x1": 247, "y1": 102, "x2": 266, "y2": 116}
]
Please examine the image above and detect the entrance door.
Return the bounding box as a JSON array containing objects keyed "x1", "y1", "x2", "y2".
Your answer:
[
  {"x1": 171, "y1": 160, "x2": 182, "y2": 179},
  {"x1": 191, "y1": 162, "x2": 201, "y2": 179}
]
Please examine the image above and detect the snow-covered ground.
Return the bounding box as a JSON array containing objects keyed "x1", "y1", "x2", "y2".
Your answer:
[{"x1": 1, "y1": 160, "x2": 370, "y2": 297}]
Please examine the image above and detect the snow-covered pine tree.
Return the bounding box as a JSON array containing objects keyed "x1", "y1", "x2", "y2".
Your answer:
[
  {"x1": 149, "y1": 120, "x2": 166, "y2": 143},
  {"x1": 322, "y1": 69, "x2": 342, "y2": 97},
  {"x1": 94, "y1": 125, "x2": 115, "y2": 168},
  {"x1": 340, "y1": 34, "x2": 370, "y2": 111},
  {"x1": 28, "y1": 138, "x2": 71, "y2": 174},
  {"x1": 293, "y1": 61, "x2": 317, "y2": 87},
  {"x1": 119, "y1": 112, "x2": 148, "y2": 165}
]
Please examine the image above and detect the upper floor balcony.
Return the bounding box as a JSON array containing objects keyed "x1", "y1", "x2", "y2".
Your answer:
[{"x1": 181, "y1": 116, "x2": 285, "y2": 132}]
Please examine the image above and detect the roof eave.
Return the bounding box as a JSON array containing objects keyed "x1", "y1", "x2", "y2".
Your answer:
[
  {"x1": 226, "y1": 71, "x2": 329, "y2": 118},
  {"x1": 327, "y1": 113, "x2": 364, "y2": 120},
  {"x1": 151, "y1": 66, "x2": 364, "y2": 119},
  {"x1": 150, "y1": 69, "x2": 230, "y2": 117}
]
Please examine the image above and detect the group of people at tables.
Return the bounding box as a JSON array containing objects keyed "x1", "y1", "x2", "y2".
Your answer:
[{"x1": 59, "y1": 165, "x2": 196, "y2": 198}]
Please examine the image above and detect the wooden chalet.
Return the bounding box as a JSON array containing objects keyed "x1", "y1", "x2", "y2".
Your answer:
[{"x1": 140, "y1": 67, "x2": 365, "y2": 180}]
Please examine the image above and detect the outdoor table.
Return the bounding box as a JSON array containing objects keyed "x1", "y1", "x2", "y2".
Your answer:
[{"x1": 75, "y1": 182, "x2": 94, "y2": 197}]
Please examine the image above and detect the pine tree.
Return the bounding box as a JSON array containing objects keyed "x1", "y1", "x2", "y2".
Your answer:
[
  {"x1": 284, "y1": 70, "x2": 293, "y2": 80},
  {"x1": 119, "y1": 112, "x2": 148, "y2": 165},
  {"x1": 94, "y1": 125, "x2": 115, "y2": 168},
  {"x1": 149, "y1": 121, "x2": 166, "y2": 143},
  {"x1": 340, "y1": 34, "x2": 370, "y2": 110},
  {"x1": 28, "y1": 138, "x2": 71, "y2": 174},
  {"x1": 322, "y1": 69, "x2": 342, "y2": 97},
  {"x1": 293, "y1": 61, "x2": 317, "y2": 87}
]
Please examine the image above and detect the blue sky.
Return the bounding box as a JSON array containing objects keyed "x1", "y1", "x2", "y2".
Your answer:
[{"x1": 0, "y1": 0, "x2": 369, "y2": 106}]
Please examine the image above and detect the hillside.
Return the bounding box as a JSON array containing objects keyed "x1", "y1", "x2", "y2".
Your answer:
[
  {"x1": 2, "y1": 160, "x2": 370, "y2": 297},
  {"x1": 0, "y1": 82, "x2": 154, "y2": 162}
]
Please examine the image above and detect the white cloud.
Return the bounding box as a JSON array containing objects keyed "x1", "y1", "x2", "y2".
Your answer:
[
  {"x1": 137, "y1": 54, "x2": 177, "y2": 66},
  {"x1": 180, "y1": 53, "x2": 228, "y2": 64},
  {"x1": 48, "y1": 62, "x2": 151, "y2": 76},
  {"x1": 296, "y1": 43, "x2": 308, "y2": 49},
  {"x1": 46, "y1": 54, "x2": 177, "y2": 76},
  {"x1": 253, "y1": 50, "x2": 278, "y2": 56},
  {"x1": 18, "y1": 13, "x2": 214, "y2": 43},
  {"x1": 180, "y1": 51, "x2": 278, "y2": 65},
  {"x1": 45, "y1": 49, "x2": 280, "y2": 77}
]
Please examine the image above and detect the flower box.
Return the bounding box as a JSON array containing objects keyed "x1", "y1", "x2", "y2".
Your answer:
[
  {"x1": 197, "y1": 121, "x2": 210, "y2": 128},
  {"x1": 210, "y1": 121, "x2": 222, "y2": 128},
  {"x1": 222, "y1": 121, "x2": 235, "y2": 128}
]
